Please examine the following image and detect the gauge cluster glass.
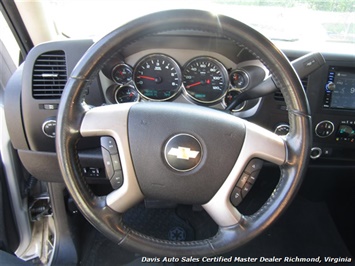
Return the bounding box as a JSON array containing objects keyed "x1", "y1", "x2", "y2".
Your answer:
[
  {"x1": 182, "y1": 57, "x2": 229, "y2": 104},
  {"x1": 230, "y1": 69, "x2": 250, "y2": 90},
  {"x1": 114, "y1": 85, "x2": 139, "y2": 103},
  {"x1": 106, "y1": 54, "x2": 255, "y2": 111},
  {"x1": 111, "y1": 64, "x2": 133, "y2": 85},
  {"x1": 133, "y1": 54, "x2": 182, "y2": 101}
]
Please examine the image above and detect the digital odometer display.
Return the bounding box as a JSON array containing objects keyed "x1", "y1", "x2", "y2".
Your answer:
[{"x1": 133, "y1": 54, "x2": 182, "y2": 101}]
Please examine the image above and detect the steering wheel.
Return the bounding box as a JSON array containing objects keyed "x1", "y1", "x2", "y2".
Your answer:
[{"x1": 56, "y1": 10, "x2": 311, "y2": 257}]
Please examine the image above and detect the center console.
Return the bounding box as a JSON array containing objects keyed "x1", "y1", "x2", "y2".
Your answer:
[{"x1": 309, "y1": 63, "x2": 355, "y2": 161}]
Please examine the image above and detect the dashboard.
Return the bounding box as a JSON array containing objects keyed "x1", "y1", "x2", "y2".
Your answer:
[{"x1": 4, "y1": 33, "x2": 355, "y2": 183}]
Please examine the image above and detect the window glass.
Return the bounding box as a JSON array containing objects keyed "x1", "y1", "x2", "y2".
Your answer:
[{"x1": 0, "y1": 10, "x2": 21, "y2": 68}]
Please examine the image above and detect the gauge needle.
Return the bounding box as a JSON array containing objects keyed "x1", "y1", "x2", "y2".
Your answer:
[
  {"x1": 137, "y1": 75, "x2": 155, "y2": 81},
  {"x1": 186, "y1": 80, "x2": 210, "y2": 89},
  {"x1": 186, "y1": 81, "x2": 201, "y2": 89}
]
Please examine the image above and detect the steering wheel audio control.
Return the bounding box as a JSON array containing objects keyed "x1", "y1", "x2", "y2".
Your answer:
[
  {"x1": 230, "y1": 158, "x2": 263, "y2": 207},
  {"x1": 100, "y1": 137, "x2": 123, "y2": 189}
]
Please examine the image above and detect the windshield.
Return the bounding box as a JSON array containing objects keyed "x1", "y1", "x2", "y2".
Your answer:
[{"x1": 46, "y1": 0, "x2": 354, "y2": 44}]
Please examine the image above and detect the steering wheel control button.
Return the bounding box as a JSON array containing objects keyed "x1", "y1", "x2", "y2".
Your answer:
[
  {"x1": 248, "y1": 170, "x2": 260, "y2": 184},
  {"x1": 244, "y1": 159, "x2": 263, "y2": 174},
  {"x1": 236, "y1": 173, "x2": 250, "y2": 189},
  {"x1": 111, "y1": 154, "x2": 122, "y2": 171},
  {"x1": 101, "y1": 136, "x2": 118, "y2": 154},
  {"x1": 241, "y1": 182, "x2": 253, "y2": 198},
  {"x1": 110, "y1": 171, "x2": 123, "y2": 189},
  {"x1": 164, "y1": 134, "x2": 202, "y2": 172},
  {"x1": 315, "y1": 120, "x2": 334, "y2": 138},
  {"x1": 230, "y1": 187, "x2": 243, "y2": 207},
  {"x1": 42, "y1": 120, "x2": 56, "y2": 138},
  {"x1": 101, "y1": 148, "x2": 114, "y2": 179},
  {"x1": 100, "y1": 137, "x2": 124, "y2": 188}
]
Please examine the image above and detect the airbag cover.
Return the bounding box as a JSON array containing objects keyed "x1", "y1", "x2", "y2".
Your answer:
[{"x1": 128, "y1": 102, "x2": 245, "y2": 204}]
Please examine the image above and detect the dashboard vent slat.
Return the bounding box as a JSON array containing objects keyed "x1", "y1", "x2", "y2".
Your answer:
[
  {"x1": 32, "y1": 51, "x2": 67, "y2": 99},
  {"x1": 274, "y1": 76, "x2": 309, "y2": 102}
]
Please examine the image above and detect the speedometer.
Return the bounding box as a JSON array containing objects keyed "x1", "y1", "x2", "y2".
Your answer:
[
  {"x1": 133, "y1": 54, "x2": 182, "y2": 101},
  {"x1": 182, "y1": 57, "x2": 229, "y2": 104}
]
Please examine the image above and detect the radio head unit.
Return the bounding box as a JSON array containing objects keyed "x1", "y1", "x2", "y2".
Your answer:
[{"x1": 323, "y1": 66, "x2": 355, "y2": 110}]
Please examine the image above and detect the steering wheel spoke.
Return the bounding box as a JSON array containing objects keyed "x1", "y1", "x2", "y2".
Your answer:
[
  {"x1": 80, "y1": 103, "x2": 144, "y2": 213},
  {"x1": 203, "y1": 121, "x2": 286, "y2": 227}
]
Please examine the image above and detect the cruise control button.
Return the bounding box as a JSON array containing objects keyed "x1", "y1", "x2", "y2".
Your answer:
[
  {"x1": 248, "y1": 170, "x2": 260, "y2": 184},
  {"x1": 230, "y1": 187, "x2": 243, "y2": 206},
  {"x1": 236, "y1": 172, "x2": 250, "y2": 189},
  {"x1": 245, "y1": 159, "x2": 263, "y2": 174},
  {"x1": 101, "y1": 137, "x2": 118, "y2": 154},
  {"x1": 101, "y1": 148, "x2": 114, "y2": 179},
  {"x1": 241, "y1": 182, "x2": 253, "y2": 198},
  {"x1": 110, "y1": 171, "x2": 123, "y2": 189},
  {"x1": 111, "y1": 154, "x2": 122, "y2": 171}
]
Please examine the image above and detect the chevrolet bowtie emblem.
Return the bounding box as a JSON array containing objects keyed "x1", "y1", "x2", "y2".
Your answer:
[{"x1": 168, "y1": 147, "x2": 200, "y2": 160}]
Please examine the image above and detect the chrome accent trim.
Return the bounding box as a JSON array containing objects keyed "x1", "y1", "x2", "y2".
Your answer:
[
  {"x1": 133, "y1": 54, "x2": 182, "y2": 102},
  {"x1": 41, "y1": 119, "x2": 56, "y2": 138},
  {"x1": 315, "y1": 120, "x2": 334, "y2": 138},
  {"x1": 222, "y1": 89, "x2": 247, "y2": 112},
  {"x1": 182, "y1": 56, "x2": 229, "y2": 104},
  {"x1": 111, "y1": 63, "x2": 133, "y2": 85},
  {"x1": 230, "y1": 69, "x2": 250, "y2": 91},
  {"x1": 164, "y1": 133, "x2": 202, "y2": 172},
  {"x1": 203, "y1": 120, "x2": 286, "y2": 227},
  {"x1": 310, "y1": 147, "x2": 322, "y2": 160},
  {"x1": 114, "y1": 85, "x2": 139, "y2": 104},
  {"x1": 80, "y1": 103, "x2": 144, "y2": 212}
]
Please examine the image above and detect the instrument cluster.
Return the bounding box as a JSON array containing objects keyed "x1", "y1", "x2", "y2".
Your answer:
[{"x1": 106, "y1": 53, "x2": 252, "y2": 109}]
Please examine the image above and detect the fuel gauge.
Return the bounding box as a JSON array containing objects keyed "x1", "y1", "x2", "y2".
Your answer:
[
  {"x1": 223, "y1": 90, "x2": 246, "y2": 112},
  {"x1": 112, "y1": 64, "x2": 133, "y2": 85},
  {"x1": 114, "y1": 85, "x2": 139, "y2": 103}
]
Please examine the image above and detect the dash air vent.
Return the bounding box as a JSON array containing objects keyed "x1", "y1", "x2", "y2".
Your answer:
[
  {"x1": 32, "y1": 51, "x2": 67, "y2": 99},
  {"x1": 274, "y1": 76, "x2": 309, "y2": 102}
]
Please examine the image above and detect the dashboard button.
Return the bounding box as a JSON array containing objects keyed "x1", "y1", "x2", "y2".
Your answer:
[
  {"x1": 245, "y1": 159, "x2": 263, "y2": 174},
  {"x1": 110, "y1": 171, "x2": 123, "y2": 189},
  {"x1": 230, "y1": 187, "x2": 243, "y2": 207},
  {"x1": 101, "y1": 148, "x2": 114, "y2": 179},
  {"x1": 111, "y1": 154, "x2": 122, "y2": 171},
  {"x1": 101, "y1": 137, "x2": 118, "y2": 154},
  {"x1": 248, "y1": 170, "x2": 260, "y2": 184},
  {"x1": 236, "y1": 172, "x2": 250, "y2": 189},
  {"x1": 315, "y1": 120, "x2": 334, "y2": 138},
  {"x1": 241, "y1": 182, "x2": 253, "y2": 198}
]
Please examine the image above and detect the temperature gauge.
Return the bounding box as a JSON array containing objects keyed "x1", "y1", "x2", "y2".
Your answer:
[
  {"x1": 114, "y1": 85, "x2": 139, "y2": 103},
  {"x1": 230, "y1": 69, "x2": 249, "y2": 90},
  {"x1": 112, "y1": 64, "x2": 133, "y2": 85}
]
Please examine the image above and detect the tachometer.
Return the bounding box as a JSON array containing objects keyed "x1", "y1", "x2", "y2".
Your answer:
[
  {"x1": 182, "y1": 57, "x2": 229, "y2": 103},
  {"x1": 133, "y1": 54, "x2": 182, "y2": 101}
]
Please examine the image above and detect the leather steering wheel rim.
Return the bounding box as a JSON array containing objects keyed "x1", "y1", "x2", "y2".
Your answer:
[{"x1": 56, "y1": 9, "x2": 311, "y2": 257}]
